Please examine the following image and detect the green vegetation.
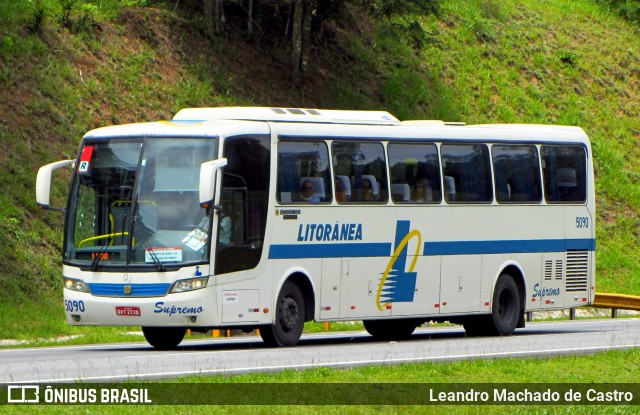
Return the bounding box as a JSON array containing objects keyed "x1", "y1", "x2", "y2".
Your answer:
[
  {"x1": 598, "y1": 0, "x2": 640, "y2": 23},
  {"x1": 1, "y1": 0, "x2": 639, "y2": 344},
  {"x1": 2, "y1": 348, "x2": 640, "y2": 413}
]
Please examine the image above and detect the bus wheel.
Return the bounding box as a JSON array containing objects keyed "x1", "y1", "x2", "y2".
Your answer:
[
  {"x1": 463, "y1": 275, "x2": 520, "y2": 337},
  {"x1": 490, "y1": 274, "x2": 521, "y2": 335},
  {"x1": 141, "y1": 327, "x2": 186, "y2": 350},
  {"x1": 260, "y1": 282, "x2": 305, "y2": 347},
  {"x1": 363, "y1": 319, "x2": 416, "y2": 340}
]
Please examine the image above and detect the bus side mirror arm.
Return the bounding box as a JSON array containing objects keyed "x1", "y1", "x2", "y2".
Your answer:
[
  {"x1": 36, "y1": 159, "x2": 74, "y2": 211},
  {"x1": 199, "y1": 158, "x2": 228, "y2": 208}
]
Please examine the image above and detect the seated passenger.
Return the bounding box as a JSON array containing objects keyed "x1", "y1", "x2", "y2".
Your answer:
[
  {"x1": 335, "y1": 177, "x2": 347, "y2": 202},
  {"x1": 412, "y1": 180, "x2": 432, "y2": 202},
  {"x1": 218, "y1": 211, "x2": 231, "y2": 245},
  {"x1": 300, "y1": 180, "x2": 321, "y2": 203},
  {"x1": 362, "y1": 178, "x2": 374, "y2": 202}
]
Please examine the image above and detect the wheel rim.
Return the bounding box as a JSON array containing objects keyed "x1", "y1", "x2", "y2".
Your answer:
[{"x1": 279, "y1": 296, "x2": 299, "y2": 332}]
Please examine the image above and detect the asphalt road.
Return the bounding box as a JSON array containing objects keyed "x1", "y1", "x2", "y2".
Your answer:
[{"x1": 1, "y1": 319, "x2": 639, "y2": 383}]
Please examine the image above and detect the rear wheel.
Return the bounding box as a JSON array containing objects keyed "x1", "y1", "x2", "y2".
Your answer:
[
  {"x1": 490, "y1": 274, "x2": 521, "y2": 335},
  {"x1": 363, "y1": 319, "x2": 416, "y2": 340},
  {"x1": 260, "y1": 281, "x2": 305, "y2": 347},
  {"x1": 463, "y1": 274, "x2": 521, "y2": 337},
  {"x1": 141, "y1": 327, "x2": 187, "y2": 350}
]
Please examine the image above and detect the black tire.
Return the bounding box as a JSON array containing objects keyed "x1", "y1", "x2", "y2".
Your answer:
[
  {"x1": 490, "y1": 274, "x2": 521, "y2": 335},
  {"x1": 260, "y1": 282, "x2": 305, "y2": 347},
  {"x1": 463, "y1": 275, "x2": 521, "y2": 337},
  {"x1": 141, "y1": 326, "x2": 187, "y2": 350},
  {"x1": 363, "y1": 319, "x2": 416, "y2": 340}
]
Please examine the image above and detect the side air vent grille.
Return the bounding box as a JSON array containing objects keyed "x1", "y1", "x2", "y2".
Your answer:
[
  {"x1": 555, "y1": 260, "x2": 563, "y2": 280},
  {"x1": 544, "y1": 260, "x2": 553, "y2": 281},
  {"x1": 544, "y1": 259, "x2": 564, "y2": 281},
  {"x1": 566, "y1": 250, "x2": 589, "y2": 292}
]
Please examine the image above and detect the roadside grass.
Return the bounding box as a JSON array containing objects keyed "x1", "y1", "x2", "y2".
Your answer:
[
  {"x1": 0, "y1": 299, "x2": 141, "y2": 346},
  {"x1": 176, "y1": 346, "x2": 640, "y2": 384},
  {"x1": 3, "y1": 348, "x2": 639, "y2": 414},
  {"x1": 5, "y1": 405, "x2": 634, "y2": 415}
]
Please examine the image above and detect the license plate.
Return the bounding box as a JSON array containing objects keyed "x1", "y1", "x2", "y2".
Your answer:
[{"x1": 115, "y1": 306, "x2": 141, "y2": 316}]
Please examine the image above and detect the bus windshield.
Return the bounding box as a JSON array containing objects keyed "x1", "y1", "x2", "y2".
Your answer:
[{"x1": 64, "y1": 137, "x2": 217, "y2": 269}]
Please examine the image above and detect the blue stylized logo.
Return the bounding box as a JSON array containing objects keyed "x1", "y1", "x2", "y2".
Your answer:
[{"x1": 376, "y1": 220, "x2": 422, "y2": 311}]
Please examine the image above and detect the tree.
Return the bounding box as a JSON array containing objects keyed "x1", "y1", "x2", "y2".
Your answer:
[
  {"x1": 203, "y1": 0, "x2": 225, "y2": 38},
  {"x1": 291, "y1": 0, "x2": 316, "y2": 85},
  {"x1": 195, "y1": 0, "x2": 441, "y2": 85}
]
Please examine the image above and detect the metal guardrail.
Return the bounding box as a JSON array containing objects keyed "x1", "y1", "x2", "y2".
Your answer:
[{"x1": 590, "y1": 292, "x2": 640, "y2": 317}]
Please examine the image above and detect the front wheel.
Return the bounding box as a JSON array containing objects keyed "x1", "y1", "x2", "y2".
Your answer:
[
  {"x1": 141, "y1": 327, "x2": 187, "y2": 350},
  {"x1": 260, "y1": 282, "x2": 305, "y2": 347}
]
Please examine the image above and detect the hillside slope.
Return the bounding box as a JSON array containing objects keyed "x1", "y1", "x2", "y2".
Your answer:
[
  {"x1": 0, "y1": 3, "x2": 381, "y2": 298},
  {"x1": 417, "y1": 1, "x2": 640, "y2": 293},
  {"x1": 0, "y1": 0, "x2": 639, "y2": 337}
]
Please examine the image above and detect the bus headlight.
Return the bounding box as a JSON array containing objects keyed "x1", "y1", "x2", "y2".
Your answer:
[
  {"x1": 64, "y1": 277, "x2": 90, "y2": 293},
  {"x1": 170, "y1": 277, "x2": 209, "y2": 293}
]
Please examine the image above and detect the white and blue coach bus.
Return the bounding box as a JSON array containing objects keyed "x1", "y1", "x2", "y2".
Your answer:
[{"x1": 36, "y1": 107, "x2": 595, "y2": 349}]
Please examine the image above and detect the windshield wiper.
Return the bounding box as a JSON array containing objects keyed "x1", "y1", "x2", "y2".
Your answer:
[
  {"x1": 90, "y1": 236, "x2": 112, "y2": 271},
  {"x1": 130, "y1": 200, "x2": 165, "y2": 272}
]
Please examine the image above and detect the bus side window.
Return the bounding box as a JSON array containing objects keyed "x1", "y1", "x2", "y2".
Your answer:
[
  {"x1": 277, "y1": 140, "x2": 331, "y2": 204},
  {"x1": 332, "y1": 141, "x2": 388, "y2": 203},
  {"x1": 441, "y1": 144, "x2": 492, "y2": 203},
  {"x1": 388, "y1": 142, "x2": 441, "y2": 204},
  {"x1": 492, "y1": 144, "x2": 542, "y2": 204}
]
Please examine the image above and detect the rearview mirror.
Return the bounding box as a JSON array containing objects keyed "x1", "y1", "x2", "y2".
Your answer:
[
  {"x1": 36, "y1": 159, "x2": 74, "y2": 210},
  {"x1": 199, "y1": 158, "x2": 228, "y2": 208}
]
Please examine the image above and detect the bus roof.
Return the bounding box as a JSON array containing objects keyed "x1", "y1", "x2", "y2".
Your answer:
[
  {"x1": 81, "y1": 107, "x2": 589, "y2": 146},
  {"x1": 173, "y1": 107, "x2": 400, "y2": 125}
]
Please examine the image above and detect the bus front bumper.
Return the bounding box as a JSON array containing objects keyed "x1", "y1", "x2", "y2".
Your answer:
[{"x1": 63, "y1": 286, "x2": 219, "y2": 327}]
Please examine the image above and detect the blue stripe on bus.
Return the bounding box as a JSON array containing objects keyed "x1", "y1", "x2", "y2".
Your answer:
[
  {"x1": 268, "y1": 243, "x2": 392, "y2": 259},
  {"x1": 268, "y1": 238, "x2": 595, "y2": 259},
  {"x1": 424, "y1": 238, "x2": 596, "y2": 256}
]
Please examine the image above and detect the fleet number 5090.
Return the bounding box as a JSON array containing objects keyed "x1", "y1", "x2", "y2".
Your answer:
[
  {"x1": 65, "y1": 300, "x2": 85, "y2": 312},
  {"x1": 576, "y1": 216, "x2": 589, "y2": 228}
]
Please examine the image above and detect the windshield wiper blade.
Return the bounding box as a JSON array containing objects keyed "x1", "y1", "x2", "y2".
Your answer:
[
  {"x1": 145, "y1": 244, "x2": 166, "y2": 272},
  {"x1": 130, "y1": 202, "x2": 165, "y2": 272},
  {"x1": 91, "y1": 235, "x2": 113, "y2": 271}
]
